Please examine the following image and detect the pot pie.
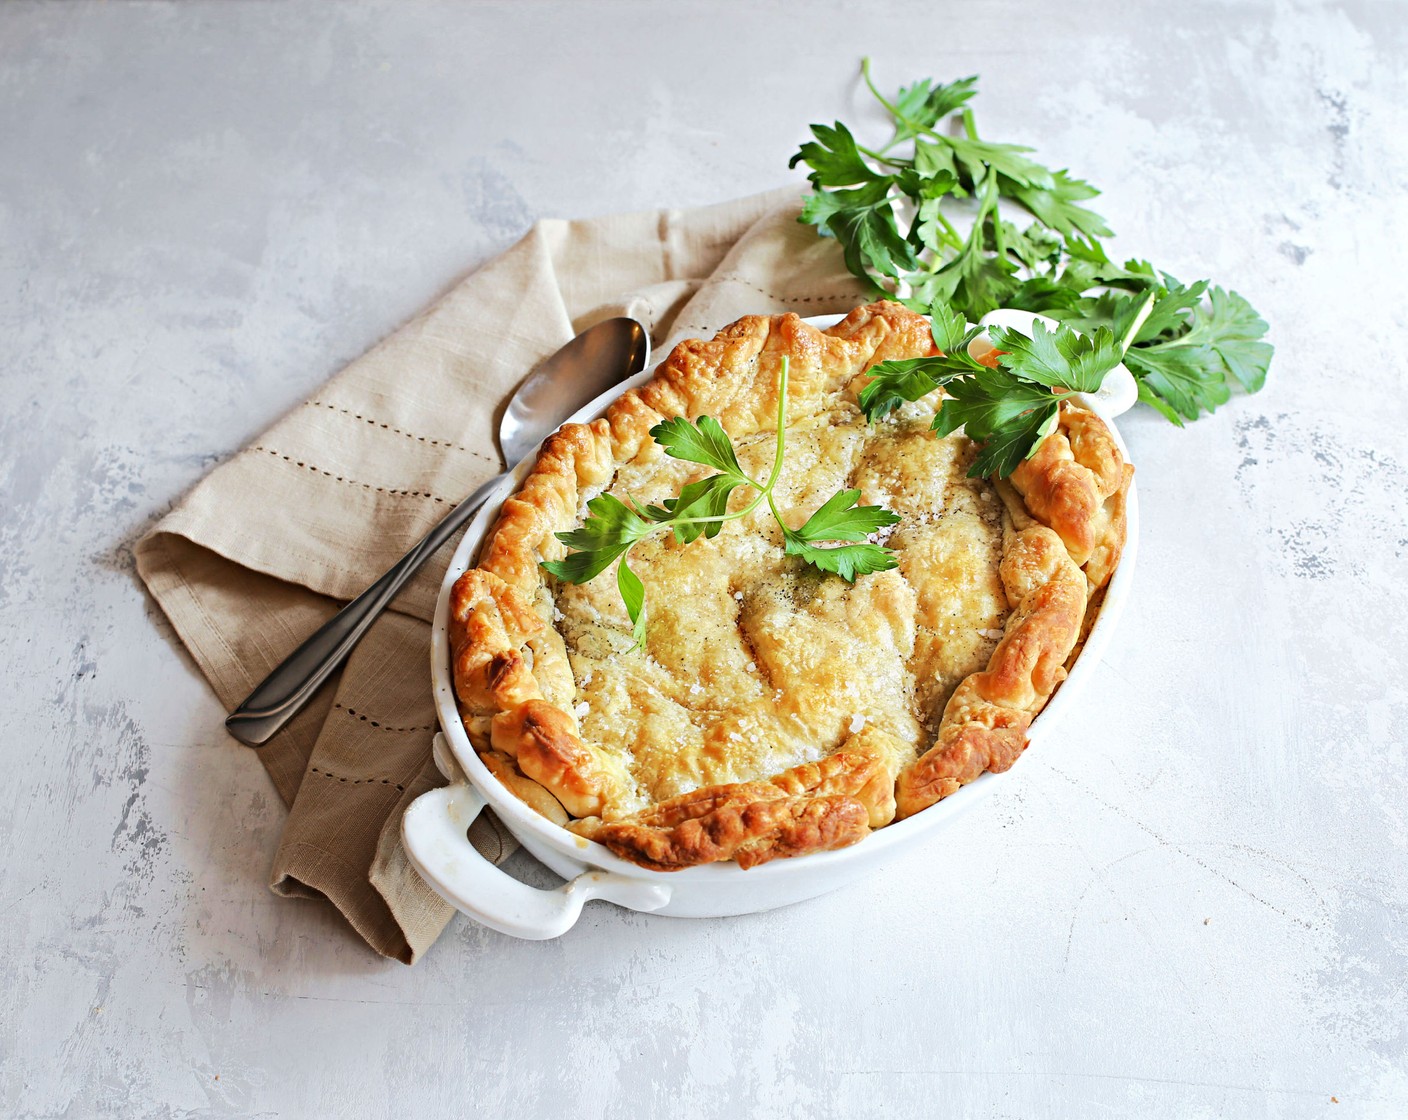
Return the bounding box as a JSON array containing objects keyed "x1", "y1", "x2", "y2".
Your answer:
[{"x1": 450, "y1": 302, "x2": 1131, "y2": 871}]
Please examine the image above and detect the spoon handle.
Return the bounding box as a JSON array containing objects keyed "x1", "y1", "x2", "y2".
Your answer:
[{"x1": 224, "y1": 470, "x2": 507, "y2": 746}]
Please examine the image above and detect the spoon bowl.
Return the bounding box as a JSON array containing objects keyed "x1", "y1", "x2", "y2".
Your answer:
[{"x1": 500, "y1": 317, "x2": 649, "y2": 464}]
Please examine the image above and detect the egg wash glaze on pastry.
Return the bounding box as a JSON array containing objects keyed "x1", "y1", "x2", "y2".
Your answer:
[{"x1": 449, "y1": 303, "x2": 1131, "y2": 871}]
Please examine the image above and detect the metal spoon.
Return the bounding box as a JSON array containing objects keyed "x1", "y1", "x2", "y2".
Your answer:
[{"x1": 225, "y1": 317, "x2": 651, "y2": 746}]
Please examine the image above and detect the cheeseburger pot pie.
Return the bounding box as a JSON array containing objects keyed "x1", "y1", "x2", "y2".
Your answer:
[{"x1": 449, "y1": 302, "x2": 1130, "y2": 871}]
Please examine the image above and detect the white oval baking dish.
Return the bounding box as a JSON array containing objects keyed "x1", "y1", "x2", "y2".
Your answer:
[{"x1": 403, "y1": 312, "x2": 1139, "y2": 939}]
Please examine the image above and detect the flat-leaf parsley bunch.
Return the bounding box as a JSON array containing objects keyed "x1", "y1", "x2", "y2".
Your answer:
[
  {"x1": 791, "y1": 60, "x2": 1272, "y2": 426},
  {"x1": 542, "y1": 358, "x2": 900, "y2": 648}
]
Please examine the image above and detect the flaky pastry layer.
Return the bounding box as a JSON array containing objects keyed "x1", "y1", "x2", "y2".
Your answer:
[{"x1": 449, "y1": 302, "x2": 1131, "y2": 869}]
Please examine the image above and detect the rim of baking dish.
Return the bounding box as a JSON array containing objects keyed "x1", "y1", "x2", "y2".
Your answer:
[{"x1": 428, "y1": 313, "x2": 1138, "y2": 883}]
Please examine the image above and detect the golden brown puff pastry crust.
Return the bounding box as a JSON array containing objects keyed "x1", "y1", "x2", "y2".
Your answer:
[{"x1": 448, "y1": 302, "x2": 1131, "y2": 869}]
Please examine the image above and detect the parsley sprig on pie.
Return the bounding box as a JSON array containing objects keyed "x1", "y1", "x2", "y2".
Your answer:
[
  {"x1": 542, "y1": 357, "x2": 902, "y2": 646},
  {"x1": 860, "y1": 297, "x2": 1151, "y2": 478}
]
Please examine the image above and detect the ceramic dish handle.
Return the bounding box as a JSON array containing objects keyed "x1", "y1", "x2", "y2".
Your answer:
[{"x1": 402, "y1": 782, "x2": 672, "y2": 940}]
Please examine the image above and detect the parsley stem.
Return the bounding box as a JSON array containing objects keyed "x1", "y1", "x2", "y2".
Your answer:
[
  {"x1": 1118, "y1": 289, "x2": 1158, "y2": 354},
  {"x1": 761, "y1": 359, "x2": 803, "y2": 527},
  {"x1": 765, "y1": 356, "x2": 791, "y2": 491},
  {"x1": 969, "y1": 177, "x2": 999, "y2": 250},
  {"x1": 765, "y1": 487, "x2": 787, "y2": 532},
  {"x1": 856, "y1": 143, "x2": 909, "y2": 169},
  {"x1": 860, "y1": 57, "x2": 907, "y2": 126},
  {"x1": 638, "y1": 357, "x2": 792, "y2": 533},
  {"x1": 960, "y1": 108, "x2": 979, "y2": 141},
  {"x1": 935, "y1": 209, "x2": 962, "y2": 244},
  {"x1": 860, "y1": 56, "x2": 963, "y2": 150},
  {"x1": 917, "y1": 217, "x2": 966, "y2": 272}
]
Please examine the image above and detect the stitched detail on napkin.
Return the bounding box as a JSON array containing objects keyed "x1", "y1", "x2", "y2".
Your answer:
[
  {"x1": 333, "y1": 703, "x2": 436, "y2": 734},
  {"x1": 248, "y1": 446, "x2": 451, "y2": 503},
  {"x1": 713, "y1": 273, "x2": 863, "y2": 304},
  {"x1": 657, "y1": 209, "x2": 673, "y2": 281},
  {"x1": 305, "y1": 399, "x2": 498, "y2": 462},
  {"x1": 309, "y1": 765, "x2": 406, "y2": 792}
]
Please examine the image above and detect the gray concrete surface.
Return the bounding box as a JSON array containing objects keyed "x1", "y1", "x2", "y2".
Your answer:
[{"x1": 2, "y1": 2, "x2": 1405, "y2": 1116}]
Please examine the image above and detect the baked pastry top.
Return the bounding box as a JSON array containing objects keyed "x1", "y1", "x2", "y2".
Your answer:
[{"x1": 450, "y1": 302, "x2": 1131, "y2": 870}]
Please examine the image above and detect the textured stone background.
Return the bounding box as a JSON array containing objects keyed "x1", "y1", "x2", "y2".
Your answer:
[{"x1": 2, "y1": 2, "x2": 1405, "y2": 1116}]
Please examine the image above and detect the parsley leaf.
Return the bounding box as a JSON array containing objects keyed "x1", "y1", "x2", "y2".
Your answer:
[
  {"x1": 788, "y1": 121, "x2": 887, "y2": 187},
  {"x1": 1006, "y1": 275, "x2": 1084, "y2": 314},
  {"x1": 932, "y1": 362, "x2": 1057, "y2": 436},
  {"x1": 946, "y1": 137, "x2": 1054, "y2": 191},
  {"x1": 1050, "y1": 287, "x2": 1149, "y2": 338},
  {"x1": 879, "y1": 71, "x2": 979, "y2": 146},
  {"x1": 932, "y1": 365, "x2": 1062, "y2": 479},
  {"x1": 860, "y1": 299, "x2": 1133, "y2": 479},
  {"x1": 929, "y1": 300, "x2": 978, "y2": 353},
  {"x1": 650, "y1": 417, "x2": 754, "y2": 476},
  {"x1": 861, "y1": 303, "x2": 1122, "y2": 478},
  {"x1": 539, "y1": 544, "x2": 628, "y2": 586},
  {"x1": 987, "y1": 319, "x2": 1122, "y2": 394},
  {"x1": 825, "y1": 195, "x2": 920, "y2": 280},
  {"x1": 616, "y1": 556, "x2": 647, "y2": 651},
  {"x1": 791, "y1": 487, "x2": 901, "y2": 541},
  {"x1": 857, "y1": 304, "x2": 988, "y2": 421},
  {"x1": 968, "y1": 403, "x2": 1061, "y2": 478},
  {"x1": 781, "y1": 489, "x2": 901, "y2": 582},
  {"x1": 1134, "y1": 276, "x2": 1208, "y2": 342},
  {"x1": 643, "y1": 474, "x2": 745, "y2": 543},
  {"x1": 541, "y1": 493, "x2": 651, "y2": 583},
  {"x1": 1123, "y1": 341, "x2": 1231, "y2": 425},
  {"x1": 927, "y1": 235, "x2": 1021, "y2": 321},
  {"x1": 1003, "y1": 169, "x2": 1112, "y2": 240},
  {"x1": 1053, "y1": 277, "x2": 1274, "y2": 423},
  {"x1": 857, "y1": 357, "x2": 955, "y2": 420},
  {"x1": 648, "y1": 414, "x2": 748, "y2": 479},
  {"x1": 1001, "y1": 222, "x2": 1066, "y2": 272},
  {"x1": 1198, "y1": 286, "x2": 1274, "y2": 393}
]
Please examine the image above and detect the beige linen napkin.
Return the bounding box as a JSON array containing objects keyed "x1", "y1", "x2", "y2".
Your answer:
[{"x1": 136, "y1": 187, "x2": 867, "y2": 963}]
